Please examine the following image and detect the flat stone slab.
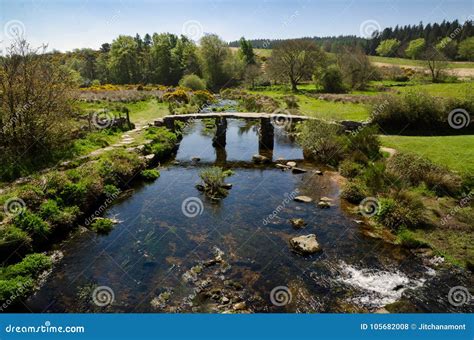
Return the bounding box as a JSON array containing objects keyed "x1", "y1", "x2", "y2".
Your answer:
[
  {"x1": 290, "y1": 234, "x2": 321, "y2": 254},
  {"x1": 294, "y1": 195, "x2": 313, "y2": 203}
]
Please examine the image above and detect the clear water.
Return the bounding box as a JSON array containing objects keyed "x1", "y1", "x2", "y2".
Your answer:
[{"x1": 23, "y1": 119, "x2": 471, "y2": 313}]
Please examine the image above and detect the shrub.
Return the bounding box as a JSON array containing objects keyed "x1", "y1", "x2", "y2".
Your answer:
[
  {"x1": 179, "y1": 74, "x2": 207, "y2": 91},
  {"x1": 99, "y1": 149, "x2": 145, "y2": 186},
  {"x1": 2, "y1": 253, "x2": 52, "y2": 279},
  {"x1": 59, "y1": 182, "x2": 88, "y2": 207},
  {"x1": 347, "y1": 126, "x2": 381, "y2": 161},
  {"x1": 341, "y1": 180, "x2": 369, "y2": 204},
  {"x1": 13, "y1": 210, "x2": 50, "y2": 237},
  {"x1": 0, "y1": 276, "x2": 34, "y2": 302},
  {"x1": 371, "y1": 91, "x2": 444, "y2": 131},
  {"x1": 191, "y1": 90, "x2": 215, "y2": 107},
  {"x1": 316, "y1": 65, "x2": 345, "y2": 93},
  {"x1": 103, "y1": 184, "x2": 121, "y2": 197},
  {"x1": 39, "y1": 200, "x2": 79, "y2": 228},
  {"x1": 296, "y1": 120, "x2": 347, "y2": 166},
  {"x1": 90, "y1": 218, "x2": 115, "y2": 234},
  {"x1": 0, "y1": 225, "x2": 32, "y2": 254},
  {"x1": 44, "y1": 171, "x2": 71, "y2": 198},
  {"x1": 339, "y1": 160, "x2": 362, "y2": 178},
  {"x1": 144, "y1": 127, "x2": 178, "y2": 160},
  {"x1": 387, "y1": 153, "x2": 462, "y2": 196},
  {"x1": 162, "y1": 89, "x2": 189, "y2": 104},
  {"x1": 16, "y1": 185, "x2": 45, "y2": 209},
  {"x1": 140, "y1": 169, "x2": 160, "y2": 181},
  {"x1": 199, "y1": 167, "x2": 229, "y2": 198},
  {"x1": 375, "y1": 192, "x2": 425, "y2": 231}
]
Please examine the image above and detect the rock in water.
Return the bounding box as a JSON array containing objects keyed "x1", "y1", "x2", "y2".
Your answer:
[
  {"x1": 291, "y1": 167, "x2": 307, "y2": 174},
  {"x1": 290, "y1": 218, "x2": 306, "y2": 229},
  {"x1": 289, "y1": 234, "x2": 321, "y2": 255},
  {"x1": 252, "y1": 154, "x2": 269, "y2": 163},
  {"x1": 286, "y1": 161, "x2": 297, "y2": 167},
  {"x1": 318, "y1": 201, "x2": 331, "y2": 209},
  {"x1": 294, "y1": 195, "x2": 313, "y2": 203}
]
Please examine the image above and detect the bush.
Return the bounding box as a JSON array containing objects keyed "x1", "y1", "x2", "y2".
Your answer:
[
  {"x1": 162, "y1": 89, "x2": 189, "y2": 104},
  {"x1": 339, "y1": 160, "x2": 362, "y2": 178},
  {"x1": 103, "y1": 184, "x2": 121, "y2": 197},
  {"x1": 59, "y1": 182, "x2": 88, "y2": 207},
  {"x1": 0, "y1": 225, "x2": 32, "y2": 254},
  {"x1": 296, "y1": 120, "x2": 346, "y2": 166},
  {"x1": 387, "y1": 153, "x2": 462, "y2": 196},
  {"x1": 199, "y1": 167, "x2": 229, "y2": 198},
  {"x1": 347, "y1": 126, "x2": 381, "y2": 160},
  {"x1": 375, "y1": 192, "x2": 425, "y2": 231},
  {"x1": 90, "y1": 218, "x2": 115, "y2": 234},
  {"x1": 13, "y1": 210, "x2": 50, "y2": 237},
  {"x1": 2, "y1": 253, "x2": 52, "y2": 279},
  {"x1": 99, "y1": 149, "x2": 145, "y2": 186},
  {"x1": 371, "y1": 91, "x2": 444, "y2": 131},
  {"x1": 316, "y1": 65, "x2": 345, "y2": 93},
  {"x1": 39, "y1": 200, "x2": 80, "y2": 228},
  {"x1": 179, "y1": 74, "x2": 207, "y2": 91},
  {"x1": 144, "y1": 127, "x2": 179, "y2": 160},
  {"x1": 341, "y1": 180, "x2": 369, "y2": 204},
  {"x1": 191, "y1": 90, "x2": 215, "y2": 107},
  {"x1": 140, "y1": 169, "x2": 160, "y2": 181}
]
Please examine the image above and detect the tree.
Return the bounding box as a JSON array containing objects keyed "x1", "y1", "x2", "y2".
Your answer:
[
  {"x1": 239, "y1": 37, "x2": 256, "y2": 65},
  {"x1": 376, "y1": 39, "x2": 400, "y2": 57},
  {"x1": 436, "y1": 37, "x2": 458, "y2": 60},
  {"x1": 422, "y1": 47, "x2": 448, "y2": 82},
  {"x1": 458, "y1": 37, "x2": 474, "y2": 61},
  {"x1": 199, "y1": 34, "x2": 231, "y2": 89},
  {"x1": 405, "y1": 38, "x2": 425, "y2": 59},
  {"x1": 150, "y1": 33, "x2": 176, "y2": 85},
  {"x1": 244, "y1": 64, "x2": 262, "y2": 89},
  {"x1": 0, "y1": 39, "x2": 75, "y2": 178},
  {"x1": 337, "y1": 47, "x2": 374, "y2": 90},
  {"x1": 267, "y1": 39, "x2": 325, "y2": 91},
  {"x1": 315, "y1": 65, "x2": 345, "y2": 93},
  {"x1": 108, "y1": 35, "x2": 140, "y2": 84}
]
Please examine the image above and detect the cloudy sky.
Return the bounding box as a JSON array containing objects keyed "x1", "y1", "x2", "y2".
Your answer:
[{"x1": 1, "y1": 0, "x2": 473, "y2": 51}]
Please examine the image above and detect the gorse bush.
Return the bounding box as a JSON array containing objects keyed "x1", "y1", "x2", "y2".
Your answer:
[
  {"x1": 347, "y1": 126, "x2": 381, "y2": 161},
  {"x1": 140, "y1": 169, "x2": 160, "y2": 181},
  {"x1": 339, "y1": 160, "x2": 363, "y2": 179},
  {"x1": 162, "y1": 89, "x2": 189, "y2": 103},
  {"x1": 316, "y1": 65, "x2": 345, "y2": 93},
  {"x1": 341, "y1": 180, "x2": 369, "y2": 204},
  {"x1": 375, "y1": 191, "x2": 425, "y2": 231}
]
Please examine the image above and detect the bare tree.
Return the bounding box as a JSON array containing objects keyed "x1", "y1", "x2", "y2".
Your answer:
[
  {"x1": 422, "y1": 47, "x2": 448, "y2": 83},
  {"x1": 337, "y1": 47, "x2": 374, "y2": 90},
  {"x1": 267, "y1": 40, "x2": 325, "y2": 91}
]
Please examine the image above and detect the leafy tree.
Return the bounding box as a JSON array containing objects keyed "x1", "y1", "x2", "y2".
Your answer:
[
  {"x1": 315, "y1": 65, "x2": 345, "y2": 93},
  {"x1": 376, "y1": 39, "x2": 400, "y2": 57},
  {"x1": 150, "y1": 33, "x2": 176, "y2": 85},
  {"x1": 458, "y1": 37, "x2": 474, "y2": 61},
  {"x1": 243, "y1": 64, "x2": 262, "y2": 89},
  {"x1": 199, "y1": 34, "x2": 231, "y2": 89},
  {"x1": 267, "y1": 39, "x2": 325, "y2": 91},
  {"x1": 108, "y1": 35, "x2": 140, "y2": 83},
  {"x1": 239, "y1": 37, "x2": 256, "y2": 65},
  {"x1": 405, "y1": 38, "x2": 425, "y2": 59},
  {"x1": 436, "y1": 37, "x2": 458, "y2": 60},
  {"x1": 337, "y1": 47, "x2": 374, "y2": 90}
]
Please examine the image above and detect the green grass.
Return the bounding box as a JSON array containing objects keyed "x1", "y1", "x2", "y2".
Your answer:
[
  {"x1": 126, "y1": 100, "x2": 169, "y2": 124},
  {"x1": 249, "y1": 89, "x2": 371, "y2": 121},
  {"x1": 395, "y1": 82, "x2": 474, "y2": 99},
  {"x1": 380, "y1": 135, "x2": 474, "y2": 174}
]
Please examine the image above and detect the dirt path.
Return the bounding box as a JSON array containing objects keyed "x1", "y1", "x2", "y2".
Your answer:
[{"x1": 380, "y1": 146, "x2": 397, "y2": 159}]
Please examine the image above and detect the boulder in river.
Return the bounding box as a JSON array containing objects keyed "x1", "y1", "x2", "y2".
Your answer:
[
  {"x1": 318, "y1": 201, "x2": 331, "y2": 209},
  {"x1": 289, "y1": 218, "x2": 307, "y2": 229},
  {"x1": 294, "y1": 195, "x2": 313, "y2": 203},
  {"x1": 289, "y1": 234, "x2": 321, "y2": 255},
  {"x1": 276, "y1": 164, "x2": 290, "y2": 170},
  {"x1": 286, "y1": 161, "x2": 297, "y2": 167}
]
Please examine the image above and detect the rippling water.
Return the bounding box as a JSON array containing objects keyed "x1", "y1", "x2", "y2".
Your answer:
[{"x1": 23, "y1": 119, "x2": 472, "y2": 313}]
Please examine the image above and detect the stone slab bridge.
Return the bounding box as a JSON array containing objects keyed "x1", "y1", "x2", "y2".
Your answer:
[{"x1": 154, "y1": 112, "x2": 364, "y2": 160}]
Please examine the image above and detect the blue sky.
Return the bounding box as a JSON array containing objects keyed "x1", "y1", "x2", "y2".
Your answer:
[{"x1": 1, "y1": 0, "x2": 474, "y2": 51}]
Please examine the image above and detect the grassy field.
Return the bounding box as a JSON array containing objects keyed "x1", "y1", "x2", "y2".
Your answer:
[
  {"x1": 380, "y1": 135, "x2": 474, "y2": 174},
  {"x1": 249, "y1": 89, "x2": 371, "y2": 121},
  {"x1": 394, "y1": 82, "x2": 474, "y2": 98}
]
